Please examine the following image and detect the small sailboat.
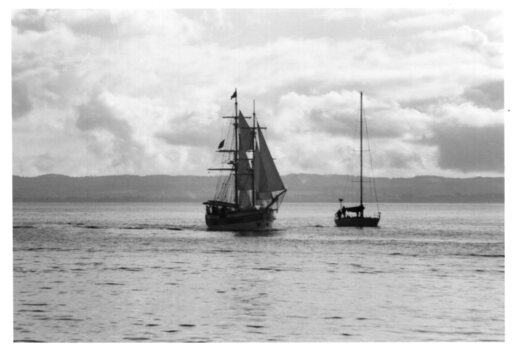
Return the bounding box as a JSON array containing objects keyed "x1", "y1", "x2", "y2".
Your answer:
[
  {"x1": 334, "y1": 91, "x2": 381, "y2": 227},
  {"x1": 203, "y1": 90, "x2": 287, "y2": 231}
]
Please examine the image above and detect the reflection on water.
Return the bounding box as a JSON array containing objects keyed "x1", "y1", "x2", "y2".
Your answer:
[
  {"x1": 233, "y1": 230, "x2": 282, "y2": 238},
  {"x1": 13, "y1": 202, "x2": 504, "y2": 342}
]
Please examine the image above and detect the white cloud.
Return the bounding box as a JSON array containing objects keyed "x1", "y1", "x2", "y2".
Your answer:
[
  {"x1": 431, "y1": 102, "x2": 503, "y2": 128},
  {"x1": 323, "y1": 8, "x2": 416, "y2": 23},
  {"x1": 11, "y1": 9, "x2": 504, "y2": 177},
  {"x1": 416, "y1": 25, "x2": 501, "y2": 58},
  {"x1": 389, "y1": 12, "x2": 462, "y2": 29}
]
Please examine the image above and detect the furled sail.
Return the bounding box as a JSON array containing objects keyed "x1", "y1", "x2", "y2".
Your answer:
[
  {"x1": 345, "y1": 205, "x2": 365, "y2": 213},
  {"x1": 254, "y1": 123, "x2": 285, "y2": 204}
]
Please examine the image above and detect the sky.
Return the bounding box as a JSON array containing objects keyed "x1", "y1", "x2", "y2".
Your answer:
[{"x1": 11, "y1": 8, "x2": 504, "y2": 178}]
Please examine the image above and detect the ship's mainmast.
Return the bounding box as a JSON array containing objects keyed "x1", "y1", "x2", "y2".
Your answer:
[
  {"x1": 233, "y1": 89, "x2": 239, "y2": 207},
  {"x1": 252, "y1": 100, "x2": 256, "y2": 207}
]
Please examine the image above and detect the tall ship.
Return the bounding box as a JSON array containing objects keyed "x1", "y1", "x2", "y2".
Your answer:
[
  {"x1": 203, "y1": 90, "x2": 287, "y2": 231},
  {"x1": 334, "y1": 91, "x2": 381, "y2": 227}
]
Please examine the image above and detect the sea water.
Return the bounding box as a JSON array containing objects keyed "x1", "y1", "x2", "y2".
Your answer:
[{"x1": 13, "y1": 202, "x2": 504, "y2": 342}]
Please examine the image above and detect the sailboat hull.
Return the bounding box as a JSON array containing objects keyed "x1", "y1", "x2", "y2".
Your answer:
[
  {"x1": 206, "y1": 208, "x2": 275, "y2": 231},
  {"x1": 335, "y1": 216, "x2": 380, "y2": 227}
]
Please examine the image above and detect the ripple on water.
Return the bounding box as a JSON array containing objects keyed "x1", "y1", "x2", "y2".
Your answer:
[
  {"x1": 19, "y1": 309, "x2": 46, "y2": 313},
  {"x1": 286, "y1": 315, "x2": 308, "y2": 319},
  {"x1": 116, "y1": 267, "x2": 144, "y2": 272},
  {"x1": 53, "y1": 317, "x2": 83, "y2": 322},
  {"x1": 456, "y1": 254, "x2": 504, "y2": 258}
]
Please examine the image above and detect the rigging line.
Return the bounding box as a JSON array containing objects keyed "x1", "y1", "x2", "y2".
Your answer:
[
  {"x1": 213, "y1": 128, "x2": 228, "y2": 200},
  {"x1": 213, "y1": 103, "x2": 238, "y2": 203},
  {"x1": 342, "y1": 98, "x2": 362, "y2": 205},
  {"x1": 220, "y1": 127, "x2": 236, "y2": 203},
  {"x1": 363, "y1": 103, "x2": 380, "y2": 212}
]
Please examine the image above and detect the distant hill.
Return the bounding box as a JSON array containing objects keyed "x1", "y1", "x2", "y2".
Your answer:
[{"x1": 12, "y1": 174, "x2": 504, "y2": 203}]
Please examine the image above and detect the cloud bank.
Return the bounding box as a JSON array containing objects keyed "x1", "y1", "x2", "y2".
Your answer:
[{"x1": 12, "y1": 9, "x2": 503, "y2": 177}]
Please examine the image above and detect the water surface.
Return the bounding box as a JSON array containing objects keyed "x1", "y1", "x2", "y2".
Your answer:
[{"x1": 13, "y1": 202, "x2": 504, "y2": 342}]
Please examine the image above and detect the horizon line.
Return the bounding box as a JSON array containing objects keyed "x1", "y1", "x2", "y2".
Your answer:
[{"x1": 12, "y1": 173, "x2": 505, "y2": 180}]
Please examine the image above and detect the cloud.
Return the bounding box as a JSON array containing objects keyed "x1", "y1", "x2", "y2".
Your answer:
[
  {"x1": 462, "y1": 80, "x2": 504, "y2": 110},
  {"x1": 380, "y1": 149, "x2": 425, "y2": 170},
  {"x1": 12, "y1": 79, "x2": 32, "y2": 119},
  {"x1": 155, "y1": 113, "x2": 219, "y2": 148},
  {"x1": 417, "y1": 25, "x2": 500, "y2": 58},
  {"x1": 276, "y1": 90, "x2": 432, "y2": 141},
  {"x1": 11, "y1": 9, "x2": 504, "y2": 177},
  {"x1": 431, "y1": 102, "x2": 503, "y2": 128},
  {"x1": 389, "y1": 12, "x2": 462, "y2": 29},
  {"x1": 11, "y1": 9, "x2": 49, "y2": 33},
  {"x1": 323, "y1": 8, "x2": 415, "y2": 23},
  {"x1": 427, "y1": 124, "x2": 504, "y2": 173},
  {"x1": 483, "y1": 13, "x2": 503, "y2": 41},
  {"x1": 76, "y1": 93, "x2": 132, "y2": 139},
  {"x1": 33, "y1": 153, "x2": 60, "y2": 173},
  {"x1": 75, "y1": 92, "x2": 155, "y2": 172}
]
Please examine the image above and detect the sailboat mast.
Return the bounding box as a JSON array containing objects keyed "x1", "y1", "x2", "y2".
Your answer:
[
  {"x1": 234, "y1": 89, "x2": 239, "y2": 207},
  {"x1": 252, "y1": 99, "x2": 256, "y2": 207},
  {"x1": 360, "y1": 91, "x2": 363, "y2": 207}
]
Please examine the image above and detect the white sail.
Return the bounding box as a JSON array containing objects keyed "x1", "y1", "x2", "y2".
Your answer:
[
  {"x1": 238, "y1": 111, "x2": 252, "y2": 151},
  {"x1": 254, "y1": 123, "x2": 285, "y2": 201},
  {"x1": 238, "y1": 189, "x2": 252, "y2": 208},
  {"x1": 236, "y1": 111, "x2": 253, "y2": 208},
  {"x1": 209, "y1": 104, "x2": 285, "y2": 210},
  {"x1": 237, "y1": 111, "x2": 253, "y2": 193}
]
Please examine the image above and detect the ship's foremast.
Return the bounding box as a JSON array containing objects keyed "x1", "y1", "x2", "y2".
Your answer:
[{"x1": 208, "y1": 89, "x2": 242, "y2": 209}]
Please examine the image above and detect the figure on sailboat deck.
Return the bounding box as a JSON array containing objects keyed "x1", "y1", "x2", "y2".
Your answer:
[
  {"x1": 337, "y1": 200, "x2": 365, "y2": 219},
  {"x1": 334, "y1": 91, "x2": 381, "y2": 228},
  {"x1": 203, "y1": 90, "x2": 287, "y2": 231}
]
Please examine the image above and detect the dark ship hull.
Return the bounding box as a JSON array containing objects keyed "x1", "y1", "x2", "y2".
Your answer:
[
  {"x1": 334, "y1": 216, "x2": 380, "y2": 227},
  {"x1": 206, "y1": 207, "x2": 275, "y2": 231}
]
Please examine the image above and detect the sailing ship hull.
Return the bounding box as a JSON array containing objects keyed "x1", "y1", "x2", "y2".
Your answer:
[
  {"x1": 335, "y1": 216, "x2": 380, "y2": 227},
  {"x1": 204, "y1": 91, "x2": 286, "y2": 231},
  {"x1": 206, "y1": 208, "x2": 275, "y2": 231}
]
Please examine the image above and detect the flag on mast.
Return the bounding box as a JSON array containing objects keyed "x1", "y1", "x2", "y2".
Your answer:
[{"x1": 230, "y1": 90, "x2": 237, "y2": 100}]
